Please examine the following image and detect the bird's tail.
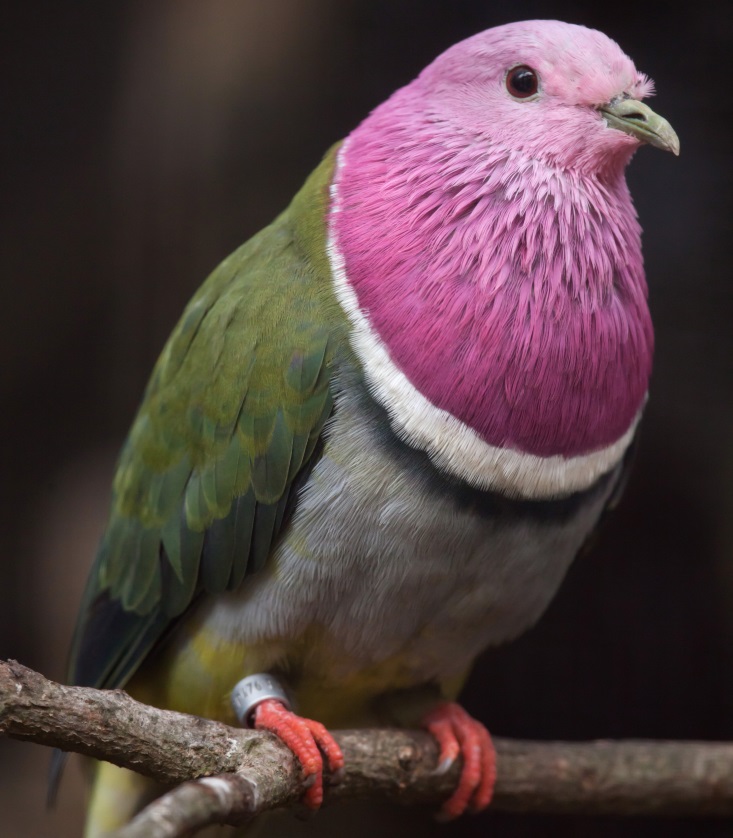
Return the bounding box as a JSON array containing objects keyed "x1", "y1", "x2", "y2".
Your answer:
[{"x1": 47, "y1": 748, "x2": 68, "y2": 808}]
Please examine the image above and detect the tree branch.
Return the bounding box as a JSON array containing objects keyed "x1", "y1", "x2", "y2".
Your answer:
[
  {"x1": 114, "y1": 774, "x2": 258, "y2": 838},
  {"x1": 2, "y1": 659, "x2": 733, "y2": 838}
]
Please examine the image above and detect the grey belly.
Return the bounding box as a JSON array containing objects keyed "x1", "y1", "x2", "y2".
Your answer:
[{"x1": 205, "y1": 385, "x2": 619, "y2": 685}]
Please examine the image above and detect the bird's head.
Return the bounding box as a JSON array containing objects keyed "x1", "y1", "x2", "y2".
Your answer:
[
  {"x1": 415, "y1": 19, "x2": 679, "y2": 173},
  {"x1": 331, "y1": 20, "x2": 676, "y2": 486}
]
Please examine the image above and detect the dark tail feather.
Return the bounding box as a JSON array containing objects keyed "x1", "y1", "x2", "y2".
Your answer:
[{"x1": 47, "y1": 748, "x2": 68, "y2": 808}]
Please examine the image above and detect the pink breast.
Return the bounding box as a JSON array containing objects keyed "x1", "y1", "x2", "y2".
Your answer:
[{"x1": 332, "y1": 121, "x2": 653, "y2": 458}]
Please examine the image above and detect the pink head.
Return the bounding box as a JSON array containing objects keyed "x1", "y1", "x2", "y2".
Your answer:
[
  {"x1": 330, "y1": 21, "x2": 677, "y2": 471},
  {"x1": 416, "y1": 20, "x2": 657, "y2": 172}
]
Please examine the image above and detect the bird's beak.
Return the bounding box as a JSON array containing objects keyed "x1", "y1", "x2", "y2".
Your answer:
[{"x1": 598, "y1": 98, "x2": 680, "y2": 155}]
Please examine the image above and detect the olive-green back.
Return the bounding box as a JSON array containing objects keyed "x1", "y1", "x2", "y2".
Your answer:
[{"x1": 68, "y1": 147, "x2": 344, "y2": 693}]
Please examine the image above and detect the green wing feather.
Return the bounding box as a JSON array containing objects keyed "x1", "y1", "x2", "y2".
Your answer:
[{"x1": 67, "y1": 147, "x2": 343, "y2": 692}]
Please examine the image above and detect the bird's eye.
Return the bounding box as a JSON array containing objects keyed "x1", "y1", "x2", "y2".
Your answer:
[{"x1": 506, "y1": 65, "x2": 539, "y2": 99}]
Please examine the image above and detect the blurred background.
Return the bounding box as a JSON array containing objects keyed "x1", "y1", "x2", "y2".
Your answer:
[{"x1": 1, "y1": 1, "x2": 732, "y2": 836}]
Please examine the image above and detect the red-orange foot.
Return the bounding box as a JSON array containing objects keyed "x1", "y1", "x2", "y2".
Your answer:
[
  {"x1": 253, "y1": 699, "x2": 345, "y2": 809},
  {"x1": 422, "y1": 702, "x2": 497, "y2": 819}
]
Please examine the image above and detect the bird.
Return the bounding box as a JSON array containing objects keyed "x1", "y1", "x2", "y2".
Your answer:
[{"x1": 57, "y1": 19, "x2": 679, "y2": 836}]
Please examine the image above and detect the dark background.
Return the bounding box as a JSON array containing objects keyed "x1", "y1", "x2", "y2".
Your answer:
[{"x1": 2, "y1": 1, "x2": 732, "y2": 836}]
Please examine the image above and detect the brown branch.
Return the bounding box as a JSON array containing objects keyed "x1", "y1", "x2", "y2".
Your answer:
[
  {"x1": 114, "y1": 774, "x2": 258, "y2": 838},
  {"x1": 2, "y1": 659, "x2": 733, "y2": 837}
]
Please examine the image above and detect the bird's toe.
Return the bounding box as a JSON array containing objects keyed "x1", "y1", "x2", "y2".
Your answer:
[
  {"x1": 422, "y1": 702, "x2": 496, "y2": 819},
  {"x1": 253, "y1": 698, "x2": 344, "y2": 809}
]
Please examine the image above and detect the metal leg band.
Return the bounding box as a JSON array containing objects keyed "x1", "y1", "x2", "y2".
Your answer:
[{"x1": 231, "y1": 673, "x2": 292, "y2": 728}]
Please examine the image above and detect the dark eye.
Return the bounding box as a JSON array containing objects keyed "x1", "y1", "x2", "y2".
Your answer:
[{"x1": 506, "y1": 65, "x2": 539, "y2": 99}]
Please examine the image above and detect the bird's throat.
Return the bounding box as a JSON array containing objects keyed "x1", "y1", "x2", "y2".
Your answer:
[{"x1": 327, "y1": 126, "x2": 653, "y2": 498}]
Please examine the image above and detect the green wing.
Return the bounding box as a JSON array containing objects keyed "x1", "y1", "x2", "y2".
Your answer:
[{"x1": 68, "y1": 149, "x2": 341, "y2": 693}]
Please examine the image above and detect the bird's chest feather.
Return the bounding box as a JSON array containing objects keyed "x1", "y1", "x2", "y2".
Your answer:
[
  {"x1": 330, "y1": 134, "x2": 653, "y2": 471},
  {"x1": 203, "y1": 385, "x2": 617, "y2": 688}
]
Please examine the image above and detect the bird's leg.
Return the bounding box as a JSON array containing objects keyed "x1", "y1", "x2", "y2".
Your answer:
[
  {"x1": 253, "y1": 699, "x2": 344, "y2": 808},
  {"x1": 232, "y1": 674, "x2": 344, "y2": 809},
  {"x1": 422, "y1": 702, "x2": 496, "y2": 819}
]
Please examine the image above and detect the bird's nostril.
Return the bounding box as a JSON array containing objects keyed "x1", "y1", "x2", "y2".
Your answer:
[{"x1": 625, "y1": 111, "x2": 647, "y2": 122}]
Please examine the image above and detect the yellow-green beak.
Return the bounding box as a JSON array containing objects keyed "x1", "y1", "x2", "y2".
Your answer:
[{"x1": 599, "y1": 98, "x2": 680, "y2": 155}]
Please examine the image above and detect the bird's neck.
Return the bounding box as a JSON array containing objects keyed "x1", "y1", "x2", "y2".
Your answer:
[{"x1": 325, "y1": 111, "x2": 653, "y2": 498}]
